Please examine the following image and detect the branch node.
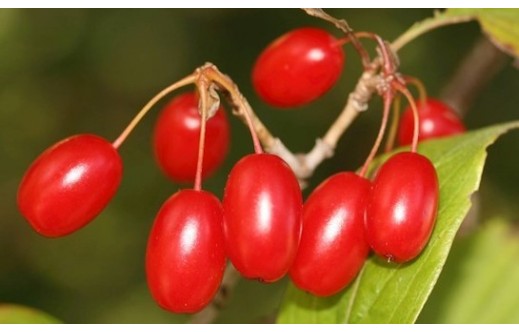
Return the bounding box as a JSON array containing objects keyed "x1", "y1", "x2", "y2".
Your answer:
[
  {"x1": 266, "y1": 138, "x2": 305, "y2": 176},
  {"x1": 305, "y1": 139, "x2": 335, "y2": 172},
  {"x1": 349, "y1": 71, "x2": 381, "y2": 112}
]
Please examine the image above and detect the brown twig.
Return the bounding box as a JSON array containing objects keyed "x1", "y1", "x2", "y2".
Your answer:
[
  {"x1": 186, "y1": 49, "x2": 383, "y2": 327},
  {"x1": 268, "y1": 68, "x2": 382, "y2": 184},
  {"x1": 189, "y1": 8, "x2": 488, "y2": 324},
  {"x1": 439, "y1": 37, "x2": 509, "y2": 117},
  {"x1": 440, "y1": 36, "x2": 510, "y2": 236},
  {"x1": 198, "y1": 60, "x2": 383, "y2": 186}
]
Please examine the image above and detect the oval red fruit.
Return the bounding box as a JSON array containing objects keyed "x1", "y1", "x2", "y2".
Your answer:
[
  {"x1": 366, "y1": 152, "x2": 439, "y2": 263},
  {"x1": 290, "y1": 172, "x2": 370, "y2": 296},
  {"x1": 153, "y1": 92, "x2": 230, "y2": 183},
  {"x1": 223, "y1": 154, "x2": 302, "y2": 282},
  {"x1": 252, "y1": 27, "x2": 344, "y2": 108},
  {"x1": 398, "y1": 98, "x2": 466, "y2": 146},
  {"x1": 146, "y1": 189, "x2": 225, "y2": 314},
  {"x1": 17, "y1": 134, "x2": 123, "y2": 237}
]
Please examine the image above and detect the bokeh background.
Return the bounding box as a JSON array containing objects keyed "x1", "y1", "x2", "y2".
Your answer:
[{"x1": 1, "y1": 8, "x2": 518, "y2": 323}]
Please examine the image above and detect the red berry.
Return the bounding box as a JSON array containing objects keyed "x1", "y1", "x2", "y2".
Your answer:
[
  {"x1": 252, "y1": 27, "x2": 344, "y2": 108},
  {"x1": 17, "y1": 134, "x2": 123, "y2": 237},
  {"x1": 223, "y1": 153, "x2": 302, "y2": 282},
  {"x1": 153, "y1": 92, "x2": 230, "y2": 183},
  {"x1": 398, "y1": 98, "x2": 466, "y2": 146},
  {"x1": 146, "y1": 189, "x2": 225, "y2": 314},
  {"x1": 290, "y1": 172, "x2": 370, "y2": 296},
  {"x1": 366, "y1": 152, "x2": 439, "y2": 263}
]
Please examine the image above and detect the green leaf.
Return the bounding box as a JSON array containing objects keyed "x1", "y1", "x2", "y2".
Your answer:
[
  {"x1": 447, "y1": 8, "x2": 519, "y2": 58},
  {"x1": 419, "y1": 219, "x2": 519, "y2": 323},
  {"x1": 0, "y1": 304, "x2": 61, "y2": 324},
  {"x1": 277, "y1": 121, "x2": 519, "y2": 324}
]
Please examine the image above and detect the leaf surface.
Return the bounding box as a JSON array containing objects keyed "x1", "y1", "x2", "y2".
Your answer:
[
  {"x1": 447, "y1": 8, "x2": 519, "y2": 57},
  {"x1": 0, "y1": 304, "x2": 61, "y2": 324},
  {"x1": 278, "y1": 121, "x2": 519, "y2": 323},
  {"x1": 419, "y1": 219, "x2": 519, "y2": 324}
]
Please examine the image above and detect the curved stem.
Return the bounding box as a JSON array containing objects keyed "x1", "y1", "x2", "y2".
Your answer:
[
  {"x1": 112, "y1": 74, "x2": 196, "y2": 149},
  {"x1": 334, "y1": 35, "x2": 372, "y2": 68},
  {"x1": 203, "y1": 66, "x2": 263, "y2": 154},
  {"x1": 338, "y1": 32, "x2": 395, "y2": 74},
  {"x1": 193, "y1": 80, "x2": 209, "y2": 192},
  {"x1": 384, "y1": 94, "x2": 401, "y2": 153},
  {"x1": 359, "y1": 90, "x2": 393, "y2": 177},
  {"x1": 302, "y1": 8, "x2": 372, "y2": 68},
  {"x1": 402, "y1": 75, "x2": 427, "y2": 104},
  {"x1": 354, "y1": 31, "x2": 394, "y2": 74},
  {"x1": 396, "y1": 84, "x2": 420, "y2": 153}
]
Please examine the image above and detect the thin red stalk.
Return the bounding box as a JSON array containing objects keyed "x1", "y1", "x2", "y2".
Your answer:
[
  {"x1": 335, "y1": 34, "x2": 372, "y2": 68},
  {"x1": 303, "y1": 9, "x2": 372, "y2": 69},
  {"x1": 205, "y1": 68, "x2": 263, "y2": 154},
  {"x1": 112, "y1": 75, "x2": 196, "y2": 149},
  {"x1": 337, "y1": 31, "x2": 394, "y2": 73},
  {"x1": 359, "y1": 90, "x2": 393, "y2": 177},
  {"x1": 193, "y1": 83, "x2": 209, "y2": 191},
  {"x1": 384, "y1": 94, "x2": 401, "y2": 153},
  {"x1": 240, "y1": 103, "x2": 263, "y2": 154},
  {"x1": 396, "y1": 85, "x2": 420, "y2": 153},
  {"x1": 402, "y1": 75, "x2": 427, "y2": 104},
  {"x1": 353, "y1": 32, "x2": 394, "y2": 74},
  {"x1": 347, "y1": 31, "x2": 372, "y2": 69}
]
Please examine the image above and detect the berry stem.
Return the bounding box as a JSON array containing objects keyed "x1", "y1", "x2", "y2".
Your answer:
[
  {"x1": 359, "y1": 90, "x2": 393, "y2": 178},
  {"x1": 337, "y1": 31, "x2": 395, "y2": 74},
  {"x1": 395, "y1": 83, "x2": 420, "y2": 153},
  {"x1": 354, "y1": 31, "x2": 394, "y2": 75},
  {"x1": 334, "y1": 35, "x2": 372, "y2": 68},
  {"x1": 193, "y1": 79, "x2": 210, "y2": 192},
  {"x1": 112, "y1": 74, "x2": 196, "y2": 149},
  {"x1": 302, "y1": 8, "x2": 372, "y2": 69},
  {"x1": 203, "y1": 64, "x2": 263, "y2": 154},
  {"x1": 384, "y1": 94, "x2": 401, "y2": 153},
  {"x1": 402, "y1": 75, "x2": 427, "y2": 104}
]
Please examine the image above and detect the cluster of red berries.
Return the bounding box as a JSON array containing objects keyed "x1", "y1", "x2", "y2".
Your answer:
[
  {"x1": 250, "y1": 27, "x2": 465, "y2": 297},
  {"x1": 146, "y1": 93, "x2": 302, "y2": 312},
  {"x1": 16, "y1": 25, "x2": 467, "y2": 314}
]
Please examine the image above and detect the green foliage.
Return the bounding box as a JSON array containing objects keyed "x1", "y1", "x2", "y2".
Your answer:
[
  {"x1": 419, "y1": 219, "x2": 519, "y2": 323},
  {"x1": 0, "y1": 304, "x2": 61, "y2": 324},
  {"x1": 447, "y1": 8, "x2": 519, "y2": 58},
  {"x1": 278, "y1": 121, "x2": 519, "y2": 323}
]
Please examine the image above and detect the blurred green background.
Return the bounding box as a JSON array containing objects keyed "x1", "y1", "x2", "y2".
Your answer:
[{"x1": 1, "y1": 9, "x2": 518, "y2": 323}]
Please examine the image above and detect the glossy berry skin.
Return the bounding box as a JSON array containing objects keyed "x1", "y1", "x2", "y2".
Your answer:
[
  {"x1": 366, "y1": 152, "x2": 439, "y2": 263},
  {"x1": 290, "y1": 172, "x2": 370, "y2": 297},
  {"x1": 252, "y1": 27, "x2": 344, "y2": 108},
  {"x1": 153, "y1": 92, "x2": 230, "y2": 183},
  {"x1": 17, "y1": 134, "x2": 122, "y2": 237},
  {"x1": 146, "y1": 189, "x2": 225, "y2": 314},
  {"x1": 223, "y1": 153, "x2": 302, "y2": 282},
  {"x1": 398, "y1": 98, "x2": 466, "y2": 146}
]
